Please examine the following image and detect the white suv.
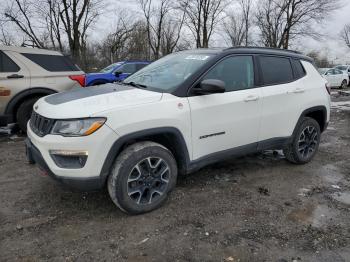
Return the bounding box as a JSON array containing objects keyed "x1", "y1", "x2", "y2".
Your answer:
[
  {"x1": 26, "y1": 47, "x2": 331, "y2": 214},
  {"x1": 0, "y1": 45, "x2": 85, "y2": 132}
]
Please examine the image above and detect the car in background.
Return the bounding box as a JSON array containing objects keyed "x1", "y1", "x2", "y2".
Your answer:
[
  {"x1": 0, "y1": 45, "x2": 85, "y2": 132},
  {"x1": 85, "y1": 61, "x2": 150, "y2": 86},
  {"x1": 319, "y1": 68, "x2": 348, "y2": 89}
]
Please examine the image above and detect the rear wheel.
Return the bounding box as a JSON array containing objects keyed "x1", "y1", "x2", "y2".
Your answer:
[
  {"x1": 16, "y1": 97, "x2": 40, "y2": 133},
  {"x1": 340, "y1": 80, "x2": 347, "y2": 89},
  {"x1": 107, "y1": 141, "x2": 178, "y2": 214},
  {"x1": 283, "y1": 117, "x2": 321, "y2": 164}
]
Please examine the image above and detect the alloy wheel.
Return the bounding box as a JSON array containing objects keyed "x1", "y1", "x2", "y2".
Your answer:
[
  {"x1": 297, "y1": 126, "x2": 318, "y2": 159},
  {"x1": 127, "y1": 157, "x2": 170, "y2": 205}
]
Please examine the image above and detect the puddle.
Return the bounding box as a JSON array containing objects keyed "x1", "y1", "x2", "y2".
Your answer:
[
  {"x1": 287, "y1": 204, "x2": 337, "y2": 228},
  {"x1": 332, "y1": 192, "x2": 350, "y2": 205},
  {"x1": 318, "y1": 164, "x2": 344, "y2": 184}
]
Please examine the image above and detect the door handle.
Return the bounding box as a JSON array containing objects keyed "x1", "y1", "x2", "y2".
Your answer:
[
  {"x1": 292, "y1": 88, "x2": 305, "y2": 94},
  {"x1": 7, "y1": 74, "x2": 24, "y2": 79},
  {"x1": 244, "y1": 95, "x2": 259, "y2": 102}
]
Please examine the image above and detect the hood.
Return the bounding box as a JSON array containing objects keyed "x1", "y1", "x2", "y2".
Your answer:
[{"x1": 34, "y1": 83, "x2": 163, "y2": 119}]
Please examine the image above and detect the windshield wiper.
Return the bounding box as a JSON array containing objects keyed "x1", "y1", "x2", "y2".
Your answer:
[{"x1": 123, "y1": 81, "x2": 147, "y2": 89}]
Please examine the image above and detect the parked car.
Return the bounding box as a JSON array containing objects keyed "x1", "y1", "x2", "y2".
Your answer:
[
  {"x1": 335, "y1": 65, "x2": 350, "y2": 78},
  {"x1": 26, "y1": 47, "x2": 330, "y2": 214},
  {"x1": 0, "y1": 45, "x2": 85, "y2": 132},
  {"x1": 85, "y1": 61, "x2": 150, "y2": 86},
  {"x1": 319, "y1": 68, "x2": 348, "y2": 89}
]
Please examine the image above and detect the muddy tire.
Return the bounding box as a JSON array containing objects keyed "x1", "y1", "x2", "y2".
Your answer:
[
  {"x1": 107, "y1": 141, "x2": 178, "y2": 215},
  {"x1": 283, "y1": 117, "x2": 321, "y2": 164},
  {"x1": 16, "y1": 97, "x2": 40, "y2": 133}
]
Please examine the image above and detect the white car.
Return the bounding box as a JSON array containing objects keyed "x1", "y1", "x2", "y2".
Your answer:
[
  {"x1": 319, "y1": 68, "x2": 348, "y2": 89},
  {"x1": 335, "y1": 64, "x2": 350, "y2": 80},
  {"x1": 26, "y1": 48, "x2": 331, "y2": 214},
  {"x1": 0, "y1": 45, "x2": 85, "y2": 132}
]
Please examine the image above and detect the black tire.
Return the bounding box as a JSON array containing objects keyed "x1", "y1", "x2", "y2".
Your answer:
[
  {"x1": 107, "y1": 141, "x2": 178, "y2": 215},
  {"x1": 16, "y1": 97, "x2": 40, "y2": 133},
  {"x1": 283, "y1": 117, "x2": 321, "y2": 164},
  {"x1": 340, "y1": 80, "x2": 347, "y2": 89}
]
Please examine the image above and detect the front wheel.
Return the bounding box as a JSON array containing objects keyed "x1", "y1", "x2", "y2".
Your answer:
[
  {"x1": 107, "y1": 141, "x2": 178, "y2": 215},
  {"x1": 283, "y1": 117, "x2": 321, "y2": 164},
  {"x1": 340, "y1": 80, "x2": 347, "y2": 89}
]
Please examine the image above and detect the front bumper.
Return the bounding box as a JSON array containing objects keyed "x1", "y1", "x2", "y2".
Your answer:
[
  {"x1": 26, "y1": 138, "x2": 103, "y2": 191},
  {"x1": 26, "y1": 121, "x2": 119, "y2": 191}
]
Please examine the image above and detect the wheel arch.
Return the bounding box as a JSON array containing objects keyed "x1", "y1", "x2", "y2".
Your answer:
[
  {"x1": 295, "y1": 106, "x2": 328, "y2": 134},
  {"x1": 100, "y1": 127, "x2": 191, "y2": 185},
  {"x1": 5, "y1": 87, "x2": 57, "y2": 122}
]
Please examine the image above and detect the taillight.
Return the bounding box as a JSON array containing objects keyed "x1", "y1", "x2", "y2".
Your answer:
[
  {"x1": 69, "y1": 75, "x2": 85, "y2": 87},
  {"x1": 325, "y1": 83, "x2": 331, "y2": 95}
]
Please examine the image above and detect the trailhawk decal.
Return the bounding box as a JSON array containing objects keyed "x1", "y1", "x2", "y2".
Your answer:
[{"x1": 199, "y1": 132, "x2": 226, "y2": 139}]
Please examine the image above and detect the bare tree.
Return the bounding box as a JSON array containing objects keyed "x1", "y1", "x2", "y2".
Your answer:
[
  {"x1": 138, "y1": 0, "x2": 185, "y2": 59},
  {"x1": 4, "y1": 0, "x2": 47, "y2": 48},
  {"x1": 3, "y1": 0, "x2": 102, "y2": 68},
  {"x1": 256, "y1": 0, "x2": 341, "y2": 49},
  {"x1": 341, "y1": 24, "x2": 350, "y2": 48},
  {"x1": 180, "y1": 0, "x2": 226, "y2": 48},
  {"x1": 59, "y1": 0, "x2": 102, "y2": 66},
  {"x1": 223, "y1": 12, "x2": 245, "y2": 46},
  {"x1": 240, "y1": 0, "x2": 253, "y2": 46}
]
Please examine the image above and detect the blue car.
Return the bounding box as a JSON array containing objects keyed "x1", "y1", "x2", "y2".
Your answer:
[{"x1": 85, "y1": 61, "x2": 150, "y2": 86}]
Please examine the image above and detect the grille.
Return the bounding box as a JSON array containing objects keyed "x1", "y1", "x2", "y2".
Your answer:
[{"x1": 29, "y1": 111, "x2": 55, "y2": 137}]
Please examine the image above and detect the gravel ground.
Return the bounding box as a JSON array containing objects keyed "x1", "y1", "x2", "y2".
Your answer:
[{"x1": 1, "y1": 91, "x2": 350, "y2": 262}]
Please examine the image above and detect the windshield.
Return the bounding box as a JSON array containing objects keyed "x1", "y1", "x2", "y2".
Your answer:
[
  {"x1": 124, "y1": 53, "x2": 214, "y2": 92},
  {"x1": 335, "y1": 65, "x2": 348, "y2": 71},
  {"x1": 100, "y1": 62, "x2": 123, "y2": 73}
]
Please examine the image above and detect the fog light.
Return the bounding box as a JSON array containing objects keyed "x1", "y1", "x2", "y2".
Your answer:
[{"x1": 50, "y1": 150, "x2": 88, "y2": 169}]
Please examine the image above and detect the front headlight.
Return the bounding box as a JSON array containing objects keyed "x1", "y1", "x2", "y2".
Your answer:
[{"x1": 51, "y1": 118, "x2": 106, "y2": 137}]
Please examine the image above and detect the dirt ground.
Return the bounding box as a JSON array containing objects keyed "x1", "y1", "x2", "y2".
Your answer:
[{"x1": 1, "y1": 91, "x2": 350, "y2": 262}]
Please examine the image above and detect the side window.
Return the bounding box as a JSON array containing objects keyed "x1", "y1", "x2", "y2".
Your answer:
[
  {"x1": 292, "y1": 59, "x2": 306, "y2": 79},
  {"x1": 260, "y1": 56, "x2": 293, "y2": 85},
  {"x1": 21, "y1": 53, "x2": 80, "y2": 72},
  {"x1": 335, "y1": 69, "x2": 343, "y2": 75},
  {"x1": 136, "y1": 63, "x2": 148, "y2": 71},
  {"x1": 0, "y1": 51, "x2": 20, "y2": 73},
  {"x1": 327, "y1": 69, "x2": 335, "y2": 75},
  {"x1": 202, "y1": 56, "x2": 255, "y2": 92},
  {"x1": 119, "y1": 64, "x2": 137, "y2": 74}
]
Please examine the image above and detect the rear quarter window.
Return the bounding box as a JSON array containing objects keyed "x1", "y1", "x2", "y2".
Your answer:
[
  {"x1": 21, "y1": 53, "x2": 80, "y2": 72},
  {"x1": 292, "y1": 59, "x2": 306, "y2": 79},
  {"x1": 0, "y1": 51, "x2": 20, "y2": 72},
  {"x1": 260, "y1": 56, "x2": 293, "y2": 85}
]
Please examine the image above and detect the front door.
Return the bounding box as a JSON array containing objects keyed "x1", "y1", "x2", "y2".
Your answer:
[{"x1": 188, "y1": 55, "x2": 262, "y2": 160}]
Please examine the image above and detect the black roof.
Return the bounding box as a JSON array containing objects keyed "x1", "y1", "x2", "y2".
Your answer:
[{"x1": 179, "y1": 47, "x2": 313, "y2": 62}]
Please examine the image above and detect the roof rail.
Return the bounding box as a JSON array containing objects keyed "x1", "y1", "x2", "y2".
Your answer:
[{"x1": 224, "y1": 46, "x2": 302, "y2": 55}]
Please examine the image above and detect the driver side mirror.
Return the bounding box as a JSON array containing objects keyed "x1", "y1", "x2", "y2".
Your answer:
[
  {"x1": 114, "y1": 71, "x2": 122, "y2": 77},
  {"x1": 192, "y1": 79, "x2": 226, "y2": 95}
]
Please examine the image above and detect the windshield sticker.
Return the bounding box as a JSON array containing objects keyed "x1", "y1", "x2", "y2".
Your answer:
[{"x1": 185, "y1": 55, "x2": 210, "y2": 61}]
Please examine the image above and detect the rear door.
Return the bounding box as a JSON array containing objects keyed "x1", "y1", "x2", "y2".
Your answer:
[
  {"x1": 188, "y1": 55, "x2": 262, "y2": 160},
  {"x1": 258, "y1": 56, "x2": 308, "y2": 142},
  {"x1": 0, "y1": 51, "x2": 30, "y2": 115}
]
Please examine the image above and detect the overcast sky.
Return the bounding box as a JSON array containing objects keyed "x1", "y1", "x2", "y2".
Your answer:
[
  {"x1": 297, "y1": 0, "x2": 350, "y2": 64},
  {"x1": 93, "y1": 0, "x2": 350, "y2": 63}
]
